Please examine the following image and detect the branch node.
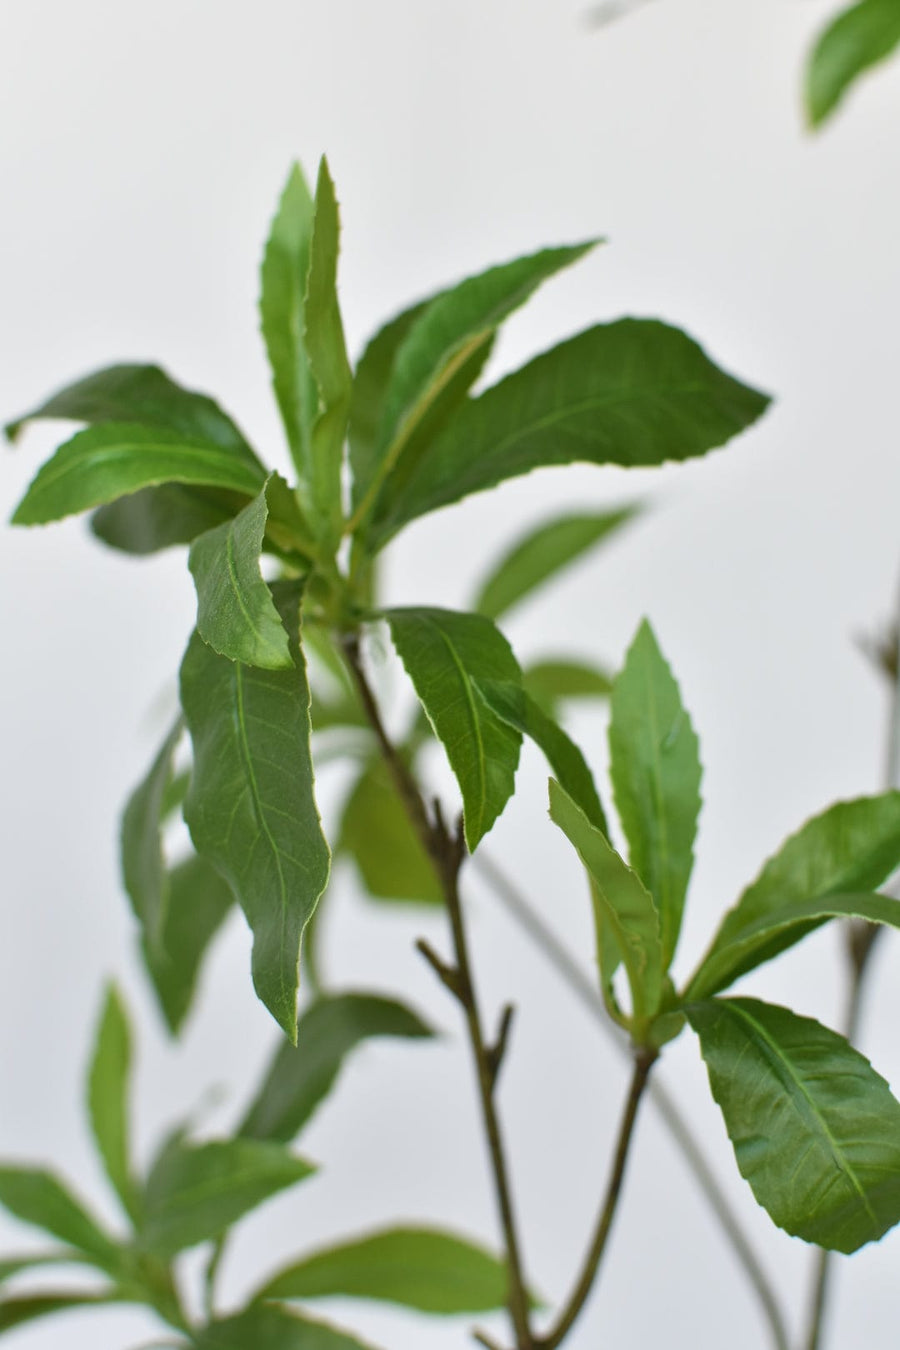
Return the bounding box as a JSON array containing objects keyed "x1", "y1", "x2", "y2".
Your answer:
[
  {"x1": 486, "y1": 1002, "x2": 516, "y2": 1091},
  {"x1": 416, "y1": 938, "x2": 465, "y2": 1003}
]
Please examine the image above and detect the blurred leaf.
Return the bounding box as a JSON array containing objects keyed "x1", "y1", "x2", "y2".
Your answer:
[
  {"x1": 192, "y1": 1305, "x2": 379, "y2": 1350},
  {"x1": 0, "y1": 1169, "x2": 118, "y2": 1269},
  {"x1": 239, "y1": 993, "x2": 433, "y2": 1144},
  {"x1": 806, "y1": 0, "x2": 900, "y2": 126},
  {"x1": 689, "y1": 997, "x2": 900, "y2": 1252},
  {"x1": 121, "y1": 720, "x2": 183, "y2": 954},
  {"x1": 87, "y1": 985, "x2": 139, "y2": 1224},
  {"x1": 522, "y1": 658, "x2": 612, "y2": 714},
  {"x1": 0, "y1": 1291, "x2": 119, "y2": 1335},
  {"x1": 0, "y1": 1251, "x2": 91, "y2": 1285},
  {"x1": 91, "y1": 484, "x2": 245, "y2": 556},
  {"x1": 338, "y1": 759, "x2": 442, "y2": 904}
]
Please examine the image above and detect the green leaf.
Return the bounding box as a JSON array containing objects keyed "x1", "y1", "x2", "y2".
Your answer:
[
  {"x1": 687, "y1": 891, "x2": 900, "y2": 1001},
  {"x1": 142, "y1": 853, "x2": 235, "y2": 1035},
  {"x1": 348, "y1": 300, "x2": 428, "y2": 509},
  {"x1": 0, "y1": 1251, "x2": 92, "y2": 1285},
  {"x1": 608, "y1": 620, "x2": 702, "y2": 968},
  {"x1": 91, "y1": 484, "x2": 245, "y2": 555},
  {"x1": 192, "y1": 1305, "x2": 379, "y2": 1350},
  {"x1": 478, "y1": 680, "x2": 606, "y2": 833},
  {"x1": 806, "y1": 0, "x2": 900, "y2": 126},
  {"x1": 5, "y1": 364, "x2": 257, "y2": 459},
  {"x1": 303, "y1": 157, "x2": 352, "y2": 544},
  {"x1": 688, "y1": 997, "x2": 900, "y2": 1253},
  {"x1": 260, "y1": 163, "x2": 318, "y2": 486},
  {"x1": 139, "y1": 1136, "x2": 315, "y2": 1257},
  {"x1": 385, "y1": 607, "x2": 523, "y2": 850},
  {"x1": 12, "y1": 423, "x2": 266, "y2": 526},
  {"x1": 189, "y1": 481, "x2": 293, "y2": 670},
  {"x1": 522, "y1": 658, "x2": 612, "y2": 714},
  {"x1": 121, "y1": 720, "x2": 184, "y2": 954},
  {"x1": 338, "y1": 758, "x2": 443, "y2": 904},
  {"x1": 239, "y1": 993, "x2": 433, "y2": 1143},
  {"x1": 549, "y1": 779, "x2": 663, "y2": 1023},
  {"x1": 0, "y1": 1169, "x2": 118, "y2": 1269},
  {"x1": 180, "y1": 582, "x2": 331, "y2": 1039},
  {"x1": 0, "y1": 1291, "x2": 119, "y2": 1335},
  {"x1": 87, "y1": 985, "x2": 139, "y2": 1224},
  {"x1": 474, "y1": 506, "x2": 638, "y2": 620},
  {"x1": 256, "y1": 1225, "x2": 509, "y2": 1314},
  {"x1": 368, "y1": 319, "x2": 770, "y2": 548}
]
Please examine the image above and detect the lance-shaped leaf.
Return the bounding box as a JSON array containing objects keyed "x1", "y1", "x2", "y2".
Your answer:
[
  {"x1": 260, "y1": 163, "x2": 318, "y2": 485},
  {"x1": 180, "y1": 582, "x2": 331, "y2": 1039},
  {"x1": 348, "y1": 300, "x2": 428, "y2": 507},
  {"x1": 0, "y1": 1169, "x2": 119, "y2": 1269},
  {"x1": 142, "y1": 853, "x2": 235, "y2": 1036},
  {"x1": 688, "y1": 997, "x2": 900, "y2": 1253},
  {"x1": 385, "y1": 608, "x2": 523, "y2": 850},
  {"x1": 806, "y1": 0, "x2": 900, "y2": 127},
  {"x1": 138, "y1": 1135, "x2": 315, "y2": 1258},
  {"x1": 608, "y1": 620, "x2": 701, "y2": 968},
  {"x1": 189, "y1": 482, "x2": 292, "y2": 670},
  {"x1": 256, "y1": 1226, "x2": 509, "y2": 1314},
  {"x1": 303, "y1": 158, "x2": 352, "y2": 543},
  {"x1": 91, "y1": 484, "x2": 244, "y2": 556},
  {"x1": 239, "y1": 993, "x2": 433, "y2": 1143},
  {"x1": 522, "y1": 658, "x2": 612, "y2": 714},
  {"x1": 549, "y1": 779, "x2": 663, "y2": 1022},
  {"x1": 474, "y1": 505, "x2": 638, "y2": 620},
  {"x1": 192, "y1": 1306, "x2": 379, "y2": 1350},
  {"x1": 0, "y1": 1291, "x2": 120, "y2": 1335},
  {"x1": 121, "y1": 720, "x2": 184, "y2": 954},
  {"x1": 368, "y1": 319, "x2": 770, "y2": 548},
  {"x1": 688, "y1": 891, "x2": 900, "y2": 1000},
  {"x1": 478, "y1": 679, "x2": 606, "y2": 833},
  {"x1": 87, "y1": 985, "x2": 139, "y2": 1224},
  {"x1": 5, "y1": 363, "x2": 258, "y2": 461},
  {"x1": 339, "y1": 759, "x2": 443, "y2": 904},
  {"x1": 12, "y1": 423, "x2": 266, "y2": 526}
]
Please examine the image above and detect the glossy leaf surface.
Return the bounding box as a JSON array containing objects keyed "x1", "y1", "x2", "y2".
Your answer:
[
  {"x1": 0, "y1": 1170, "x2": 117, "y2": 1268},
  {"x1": 87, "y1": 985, "x2": 138, "y2": 1223},
  {"x1": 608, "y1": 620, "x2": 701, "y2": 967},
  {"x1": 239, "y1": 993, "x2": 433, "y2": 1143},
  {"x1": 386, "y1": 607, "x2": 523, "y2": 849},
  {"x1": 121, "y1": 720, "x2": 183, "y2": 954},
  {"x1": 689, "y1": 997, "x2": 900, "y2": 1252},
  {"x1": 180, "y1": 583, "x2": 330, "y2": 1038},
  {"x1": 339, "y1": 759, "x2": 442, "y2": 904},
  {"x1": 192, "y1": 1306, "x2": 377, "y2": 1350},
  {"x1": 806, "y1": 0, "x2": 900, "y2": 125}
]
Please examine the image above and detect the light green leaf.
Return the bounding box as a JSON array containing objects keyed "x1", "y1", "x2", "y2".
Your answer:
[
  {"x1": 260, "y1": 163, "x2": 318, "y2": 485},
  {"x1": 385, "y1": 608, "x2": 523, "y2": 850},
  {"x1": 91, "y1": 484, "x2": 245, "y2": 556},
  {"x1": 192, "y1": 1306, "x2": 379, "y2": 1350},
  {"x1": 608, "y1": 620, "x2": 701, "y2": 968},
  {"x1": 139, "y1": 1136, "x2": 315, "y2": 1258},
  {"x1": 121, "y1": 720, "x2": 184, "y2": 954},
  {"x1": 549, "y1": 779, "x2": 663, "y2": 1023},
  {"x1": 87, "y1": 985, "x2": 139, "y2": 1224},
  {"x1": 522, "y1": 658, "x2": 613, "y2": 714},
  {"x1": 239, "y1": 993, "x2": 433, "y2": 1143},
  {"x1": 12, "y1": 423, "x2": 266, "y2": 526},
  {"x1": 180, "y1": 582, "x2": 331, "y2": 1039},
  {"x1": 0, "y1": 1291, "x2": 120, "y2": 1335},
  {"x1": 474, "y1": 505, "x2": 638, "y2": 620},
  {"x1": 688, "y1": 997, "x2": 900, "y2": 1252},
  {"x1": 0, "y1": 1169, "x2": 118, "y2": 1269},
  {"x1": 806, "y1": 0, "x2": 900, "y2": 126},
  {"x1": 256, "y1": 1225, "x2": 509, "y2": 1314},
  {"x1": 348, "y1": 300, "x2": 428, "y2": 508},
  {"x1": 0, "y1": 1251, "x2": 93, "y2": 1285},
  {"x1": 338, "y1": 758, "x2": 442, "y2": 904},
  {"x1": 189, "y1": 481, "x2": 293, "y2": 670},
  {"x1": 368, "y1": 319, "x2": 770, "y2": 548}
]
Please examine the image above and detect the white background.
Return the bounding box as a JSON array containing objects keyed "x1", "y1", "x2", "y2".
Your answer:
[{"x1": 2, "y1": 1, "x2": 900, "y2": 1347}]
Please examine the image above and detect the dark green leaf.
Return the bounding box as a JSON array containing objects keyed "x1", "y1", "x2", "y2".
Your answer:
[
  {"x1": 192, "y1": 1305, "x2": 378, "y2": 1350},
  {"x1": 806, "y1": 0, "x2": 900, "y2": 126},
  {"x1": 474, "y1": 506, "x2": 638, "y2": 620},
  {"x1": 688, "y1": 997, "x2": 900, "y2": 1252},
  {"x1": 549, "y1": 779, "x2": 663, "y2": 1023},
  {"x1": 348, "y1": 301, "x2": 428, "y2": 508},
  {"x1": 338, "y1": 759, "x2": 442, "y2": 904},
  {"x1": 180, "y1": 582, "x2": 331, "y2": 1039},
  {"x1": 87, "y1": 985, "x2": 139, "y2": 1224},
  {"x1": 12, "y1": 424, "x2": 266, "y2": 526},
  {"x1": 522, "y1": 658, "x2": 612, "y2": 714},
  {"x1": 385, "y1": 607, "x2": 523, "y2": 850},
  {"x1": 121, "y1": 720, "x2": 184, "y2": 954},
  {"x1": 0, "y1": 1169, "x2": 118, "y2": 1268},
  {"x1": 239, "y1": 993, "x2": 433, "y2": 1143},
  {"x1": 90, "y1": 484, "x2": 245, "y2": 556},
  {"x1": 256, "y1": 1225, "x2": 509, "y2": 1314},
  {"x1": 0, "y1": 1291, "x2": 119, "y2": 1335},
  {"x1": 139, "y1": 1136, "x2": 314, "y2": 1257},
  {"x1": 608, "y1": 620, "x2": 701, "y2": 967},
  {"x1": 368, "y1": 319, "x2": 770, "y2": 548}
]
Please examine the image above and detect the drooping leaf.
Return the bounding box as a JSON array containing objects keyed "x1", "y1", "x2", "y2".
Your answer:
[
  {"x1": 192, "y1": 1305, "x2": 379, "y2": 1350},
  {"x1": 0, "y1": 1169, "x2": 119, "y2": 1269},
  {"x1": 259, "y1": 163, "x2": 318, "y2": 486},
  {"x1": 188, "y1": 482, "x2": 293, "y2": 670},
  {"x1": 338, "y1": 759, "x2": 442, "y2": 904},
  {"x1": 256, "y1": 1226, "x2": 509, "y2": 1314},
  {"x1": 91, "y1": 484, "x2": 245, "y2": 555},
  {"x1": 87, "y1": 985, "x2": 139, "y2": 1224},
  {"x1": 522, "y1": 658, "x2": 613, "y2": 714},
  {"x1": 141, "y1": 853, "x2": 235, "y2": 1036},
  {"x1": 139, "y1": 1136, "x2": 315, "y2": 1258},
  {"x1": 367, "y1": 319, "x2": 770, "y2": 548},
  {"x1": 608, "y1": 620, "x2": 701, "y2": 967},
  {"x1": 239, "y1": 993, "x2": 433, "y2": 1143},
  {"x1": 121, "y1": 720, "x2": 183, "y2": 954},
  {"x1": 474, "y1": 505, "x2": 638, "y2": 620},
  {"x1": 687, "y1": 891, "x2": 900, "y2": 1000},
  {"x1": 0, "y1": 1291, "x2": 120, "y2": 1335},
  {"x1": 12, "y1": 424, "x2": 266, "y2": 526},
  {"x1": 385, "y1": 607, "x2": 523, "y2": 850},
  {"x1": 549, "y1": 779, "x2": 663, "y2": 1023},
  {"x1": 348, "y1": 300, "x2": 428, "y2": 507},
  {"x1": 180, "y1": 582, "x2": 331, "y2": 1039},
  {"x1": 688, "y1": 997, "x2": 900, "y2": 1253},
  {"x1": 806, "y1": 0, "x2": 900, "y2": 126}
]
